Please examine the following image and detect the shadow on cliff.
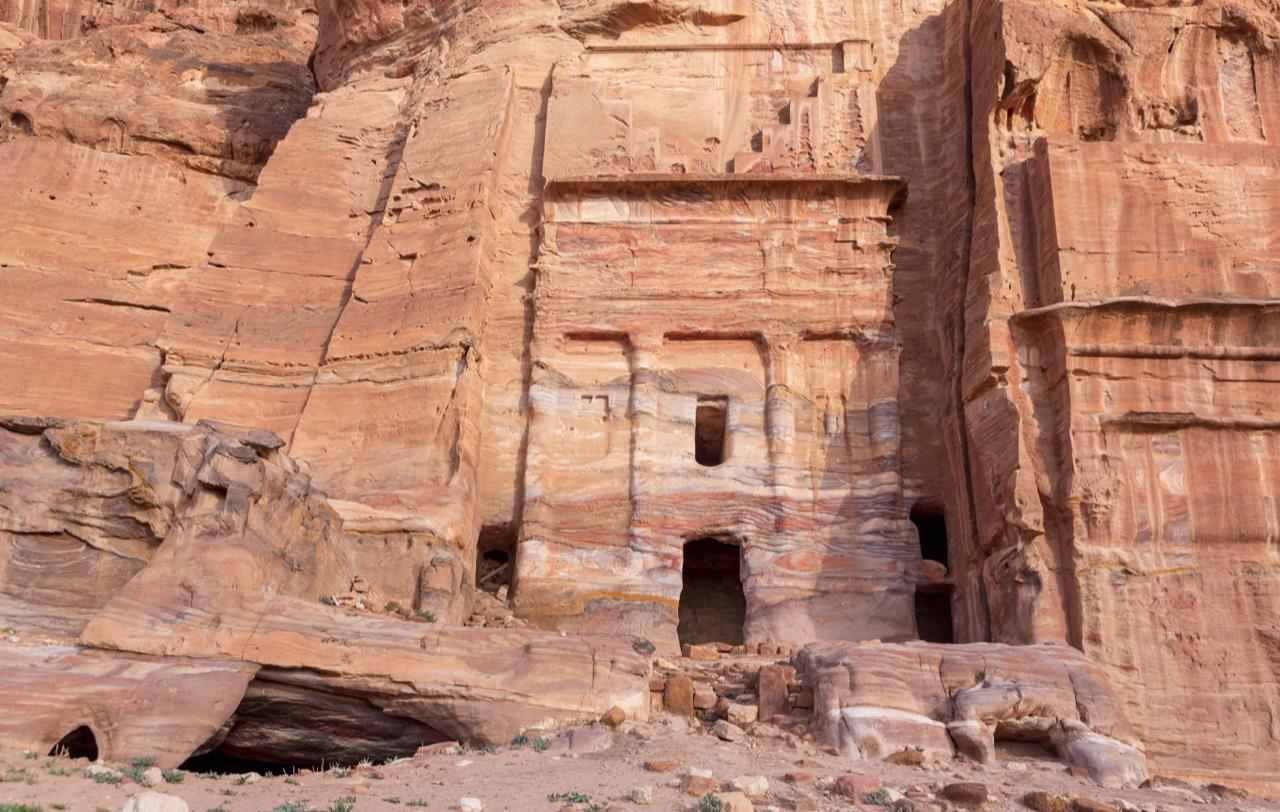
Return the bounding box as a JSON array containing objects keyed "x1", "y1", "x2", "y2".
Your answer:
[{"x1": 810, "y1": 0, "x2": 977, "y2": 642}]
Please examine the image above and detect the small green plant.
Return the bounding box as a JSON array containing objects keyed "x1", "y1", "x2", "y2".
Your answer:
[
  {"x1": 383, "y1": 799, "x2": 401, "y2": 806},
  {"x1": 586, "y1": 805, "x2": 607, "y2": 812},
  {"x1": 219, "y1": 789, "x2": 234, "y2": 796},
  {"x1": 272, "y1": 803, "x2": 313, "y2": 812},
  {"x1": 21, "y1": 750, "x2": 37, "y2": 760},
  {"x1": 162, "y1": 768, "x2": 184, "y2": 784},
  {"x1": 285, "y1": 777, "x2": 300, "y2": 785},
  {"x1": 532, "y1": 736, "x2": 549, "y2": 752},
  {"x1": 91, "y1": 771, "x2": 122, "y2": 786},
  {"x1": 319, "y1": 595, "x2": 337, "y2": 606},
  {"x1": 124, "y1": 756, "x2": 158, "y2": 784},
  {"x1": 0, "y1": 804, "x2": 43, "y2": 812},
  {"x1": 198, "y1": 771, "x2": 219, "y2": 779},
  {"x1": 44, "y1": 759, "x2": 73, "y2": 776},
  {"x1": 405, "y1": 801, "x2": 428, "y2": 808},
  {"x1": 864, "y1": 789, "x2": 894, "y2": 806},
  {"x1": 480, "y1": 744, "x2": 496, "y2": 754},
  {"x1": 384, "y1": 601, "x2": 399, "y2": 613},
  {"x1": 52, "y1": 805, "x2": 69, "y2": 811},
  {"x1": 698, "y1": 795, "x2": 724, "y2": 812},
  {"x1": 509, "y1": 732, "x2": 528, "y2": 749},
  {"x1": 0, "y1": 768, "x2": 35, "y2": 784},
  {"x1": 328, "y1": 798, "x2": 356, "y2": 812},
  {"x1": 547, "y1": 792, "x2": 590, "y2": 803},
  {"x1": 330, "y1": 765, "x2": 350, "y2": 778},
  {"x1": 206, "y1": 807, "x2": 228, "y2": 812},
  {"x1": 414, "y1": 610, "x2": 437, "y2": 622},
  {"x1": 2, "y1": 626, "x2": 19, "y2": 635}
]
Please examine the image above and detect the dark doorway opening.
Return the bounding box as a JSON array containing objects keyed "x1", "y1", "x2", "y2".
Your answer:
[
  {"x1": 677, "y1": 537, "x2": 745, "y2": 646},
  {"x1": 910, "y1": 503, "x2": 949, "y2": 568},
  {"x1": 49, "y1": 725, "x2": 98, "y2": 760},
  {"x1": 915, "y1": 587, "x2": 954, "y2": 643},
  {"x1": 475, "y1": 523, "x2": 517, "y2": 596},
  {"x1": 694, "y1": 396, "x2": 728, "y2": 466}
]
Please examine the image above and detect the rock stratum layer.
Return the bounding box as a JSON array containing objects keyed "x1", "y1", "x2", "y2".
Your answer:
[{"x1": 0, "y1": 0, "x2": 1277, "y2": 793}]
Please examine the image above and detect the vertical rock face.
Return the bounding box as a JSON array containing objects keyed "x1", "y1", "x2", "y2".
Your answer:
[
  {"x1": 0, "y1": 0, "x2": 1278, "y2": 791},
  {"x1": 946, "y1": 0, "x2": 1280, "y2": 790}
]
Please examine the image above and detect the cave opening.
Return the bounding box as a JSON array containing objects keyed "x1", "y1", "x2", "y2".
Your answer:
[
  {"x1": 475, "y1": 523, "x2": 517, "y2": 596},
  {"x1": 179, "y1": 680, "x2": 446, "y2": 773},
  {"x1": 677, "y1": 537, "x2": 746, "y2": 647},
  {"x1": 910, "y1": 503, "x2": 949, "y2": 568},
  {"x1": 180, "y1": 749, "x2": 310, "y2": 776},
  {"x1": 49, "y1": 726, "x2": 98, "y2": 760},
  {"x1": 694, "y1": 396, "x2": 728, "y2": 466}
]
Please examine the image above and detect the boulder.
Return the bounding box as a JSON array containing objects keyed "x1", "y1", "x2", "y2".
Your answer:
[
  {"x1": 729, "y1": 775, "x2": 769, "y2": 798},
  {"x1": 941, "y1": 782, "x2": 989, "y2": 808},
  {"x1": 834, "y1": 773, "x2": 880, "y2": 799},
  {"x1": 726, "y1": 703, "x2": 759, "y2": 726},
  {"x1": 947, "y1": 720, "x2": 995, "y2": 764}
]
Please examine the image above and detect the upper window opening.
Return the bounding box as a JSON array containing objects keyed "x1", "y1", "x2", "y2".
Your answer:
[
  {"x1": 695, "y1": 396, "x2": 728, "y2": 466},
  {"x1": 910, "y1": 504, "x2": 949, "y2": 569}
]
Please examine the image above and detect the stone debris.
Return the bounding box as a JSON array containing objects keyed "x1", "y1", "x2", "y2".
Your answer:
[
  {"x1": 119, "y1": 792, "x2": 189, "y2": 812},
  {"x1": 712, "y1": 720, "x2": 746, "y2": 742},
  {"x1": 726, "y1": 703, "x2": 759, "y2": 726},
  {"x1": 137, "y1": 766, "x2": 163, "y2": 787},
  {"x1": 834, "y1": 773, "x2": 880, "y2": 799},
  {"x1": 941, "y1": 782, "x2": 990, "y2": 807},
  {"x1": 729, "y1": 774, "x2": 769, "y2": 798}
]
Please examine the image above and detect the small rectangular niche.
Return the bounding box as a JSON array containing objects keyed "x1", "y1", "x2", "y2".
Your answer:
[
  {"x1": 694, "y1": 396, "x2": 728, "y2": 466},
  {"x1": 580, "y1": 394, "x2": 611, "y2": 418}
]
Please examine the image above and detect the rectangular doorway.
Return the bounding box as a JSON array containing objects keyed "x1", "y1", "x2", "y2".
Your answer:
[{"x1": 677, "y1": 537, "x2": 746, "y2": 646}]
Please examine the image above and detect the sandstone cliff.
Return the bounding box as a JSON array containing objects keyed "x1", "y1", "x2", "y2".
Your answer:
[{"x1": 0, "y1": 0, "x2": 1276, "y2": 793}]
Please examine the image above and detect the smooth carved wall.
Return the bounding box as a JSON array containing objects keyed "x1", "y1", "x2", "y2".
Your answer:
[{"x1": 518, "y1": 171, "x2": 913, "y2": 651}]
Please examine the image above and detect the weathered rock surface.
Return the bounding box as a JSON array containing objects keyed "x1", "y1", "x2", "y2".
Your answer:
[
  {"x1": 797, "y1": 641, "x2": 1148, "y2": 788},
  {"x1": 942, "y1": 0, "x2": 1280, "y2": 793},
  {"x1": 0, "y1": 644, "x2": 256, "y2": 766},
  {"x1": 0, "y1": 0, "x2": 1277, "y2": 795},
  {"x1": 0, "y1": 420, "x2": 649, "y2": 765}
]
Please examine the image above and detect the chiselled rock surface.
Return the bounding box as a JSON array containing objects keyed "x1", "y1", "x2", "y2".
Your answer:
[
  {"x1": 0, "y1": 0, "x2": 1277, "y2": 794},
  {"x1": 941, "y1": 0, "x2": 1280, "y2": 791}
]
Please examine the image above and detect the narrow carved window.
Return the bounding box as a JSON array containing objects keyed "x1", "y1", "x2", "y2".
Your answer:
[{"x1": 694, "y1": 396, "x2": 728, "y2": 466}]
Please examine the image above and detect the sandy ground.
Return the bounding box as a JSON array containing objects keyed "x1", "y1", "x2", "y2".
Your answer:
[{"x1": 1, "y1": 715, "x2": 1277, "y2": 812}]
